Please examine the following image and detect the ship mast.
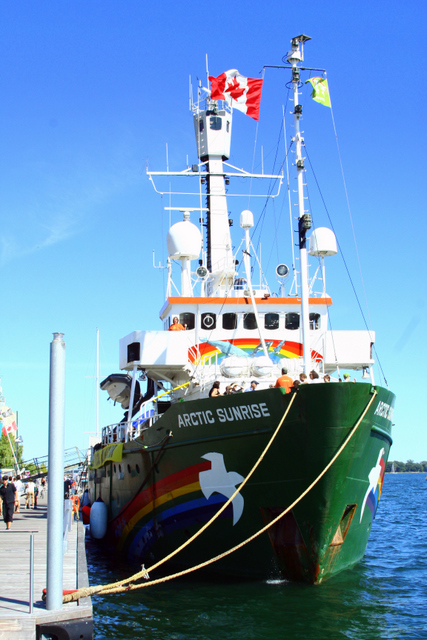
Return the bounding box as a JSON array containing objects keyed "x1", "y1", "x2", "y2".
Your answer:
[
  {"x1": 193, "y1": 98, "x2": 235, "y2": 296},
  {"x1": 287, "y1": 35, "x2": 312, "y2": 374}
]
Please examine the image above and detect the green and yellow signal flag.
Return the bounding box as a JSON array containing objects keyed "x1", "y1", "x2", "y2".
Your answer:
[{"x1": 305, "y1": 77, "x2": 331, "y2": 108}]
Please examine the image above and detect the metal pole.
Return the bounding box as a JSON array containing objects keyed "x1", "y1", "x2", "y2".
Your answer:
[
  {"x1": 46, "y1": 332, "x2": 66, "y2": 610},
  {"x1": 29, "y1": 532, "x2": 35, "y2": 614},
  {"x1": 96, "y1": 327, "x2": 99, "y2": 439}
]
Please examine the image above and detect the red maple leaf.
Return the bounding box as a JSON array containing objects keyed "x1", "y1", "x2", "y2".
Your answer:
[{"x1": 225, "y1": 76, "x2": 245, "y2": 101}]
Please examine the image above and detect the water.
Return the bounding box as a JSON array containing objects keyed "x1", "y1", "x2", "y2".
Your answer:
[{"x1": 86, "y1": 474, "x2": 427, "y2": 639}]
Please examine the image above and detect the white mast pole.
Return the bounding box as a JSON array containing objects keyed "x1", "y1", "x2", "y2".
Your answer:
[
  {"x1": 288, "y1": 36, "x2": 312, "y2": 374},
  {"x1": 96, "y1": 327, "x2": 99, "y2": 439}
]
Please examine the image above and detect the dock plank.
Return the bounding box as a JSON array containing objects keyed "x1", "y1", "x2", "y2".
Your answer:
[{"x1": 0, "y1": 494, "x2": 92, "y2": 640}]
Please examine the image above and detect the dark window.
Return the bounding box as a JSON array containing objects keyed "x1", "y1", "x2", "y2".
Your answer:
[
  {"x1": 210, "y1": 116, "x2": 222, "y2": 130},
  {"x1": 244, "y1": 313, "x2": 257, "y2": 330},
  {"x1": 265, "y1": 313, "x2": 279, "y2": 330},
  {"x1": 127, "y1": 342, "x2": 140, "y2": 362},
  {"x1": 201, "y1": 313, "x2": 216, "y2": 330},
  {"x1": 223, "y1": 313, "x2": 237, "y2": 330},
  {"x1": 285, "y1": 313, "x2": 300, "y2": 330},
  {"x1": 180, "y1": 313, "x2": 195, "y2": 330},
  {"x1": 199, "y1": 119, "x2": 204, "y2": 132},
  {"x1": 226, "y1": 121, "x2": 230, "y2": 132},
  {"x1": 309, "y1": 313, "x2": 320, "y2": 330}
]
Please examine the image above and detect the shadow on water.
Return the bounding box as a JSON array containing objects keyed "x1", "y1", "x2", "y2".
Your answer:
[{"x1": 87, "y1": 474, "x2": 427, "y2": 640}]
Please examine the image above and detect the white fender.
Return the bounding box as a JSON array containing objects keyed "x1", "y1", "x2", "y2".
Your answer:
[{"x1": 90, "y1": 497, "x2": 108, "y2": 539}]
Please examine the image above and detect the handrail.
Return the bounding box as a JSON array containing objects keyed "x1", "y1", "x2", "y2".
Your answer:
[{"x1": 0, "y1": 529, "x2": 38, "y2": 613}]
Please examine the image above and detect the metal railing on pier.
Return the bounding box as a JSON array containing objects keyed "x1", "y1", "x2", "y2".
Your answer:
[{"x1": 0, "y1": 529, "x2": 38, "y2": 613}]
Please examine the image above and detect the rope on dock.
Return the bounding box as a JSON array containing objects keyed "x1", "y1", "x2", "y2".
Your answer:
[{"x1": 63, "y1": 389, "x2": 377, "y2": 602}]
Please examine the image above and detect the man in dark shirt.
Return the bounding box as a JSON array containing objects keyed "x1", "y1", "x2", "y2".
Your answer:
[
  {"x1": 0, "y1": 475, "x2": 18, "y2": 529},
  {"x1": 64, "y1": 475, "x2": 72, "y2": 499}
]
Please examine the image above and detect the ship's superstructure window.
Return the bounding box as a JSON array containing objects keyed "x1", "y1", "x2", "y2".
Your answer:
[
  {"x1": 285, "y1": 313, "x2": 300, "y2": 330},
  {"x1": 223, "y1": 313, "x2": 237, "y2": 330},
  {"x1": 210, "y1": 116, "x2": 222, "y2": 130},
  {"x1": 201, "y1": 312, "x2": 216, "y2": 330},
  {"x1": 309, "y1": 313, "x2": 320, "y2": 330},
  {"x1": 180, "y1": 313, "x2": 195, "y2": 330},
  {"x1": 127, "y1": 342, "x2": 140, "y2": 362},
  {"x1": 244, "y1": 313, "x2": 257, "y2": 330},
  {"x1": 265, "y1": 313, "x2": 279, "y2": 330},
  {"x1": 199, "y1": 119, "x2": 204, "y2": 132}
]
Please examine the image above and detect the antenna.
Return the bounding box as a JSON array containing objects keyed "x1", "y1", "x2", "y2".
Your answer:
[
  {"x1": 189, "y1": 75, "x2": 192, "y2": 111},
  {"x1": 205, "y1": 54, "x2": 209, "y2": 92}
]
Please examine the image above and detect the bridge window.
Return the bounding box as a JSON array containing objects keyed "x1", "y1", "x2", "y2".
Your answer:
[
  {"x1": 180, "y1": 313, "x2": 195, "y2": 330},
  {"x1": 201, "y1": 312, "x2": 216, "y2": 330},
  {"x1": 223, "y1": 313, "x2": 237, "y2": 330},
  {"x1": 210, "y1": 116, "x2": 222, "y2": 130},
  {"x1": 244, "y1": 313, "x2": 257, "y2": 330},
  {"x1": 285, "y1": 313, "x2": 300, "y2": 330},
  {"x1": 265, "y1": 313, "x2": 279, "y2": 330},
  {"x1": 310, "y1": 313, "x2": 320, "y2": 330},
  {"x1": 127, "y1": 342, "x2": 140, "y2": 363}
]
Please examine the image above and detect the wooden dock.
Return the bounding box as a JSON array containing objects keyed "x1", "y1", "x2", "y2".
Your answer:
[{"x1": 0, "y1": 494, "x2": 92, "y2": 640}]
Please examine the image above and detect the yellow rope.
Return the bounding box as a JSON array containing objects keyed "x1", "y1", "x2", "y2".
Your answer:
[{"x1": 63, "y1": 389, "x2": 377, "y2": 602}]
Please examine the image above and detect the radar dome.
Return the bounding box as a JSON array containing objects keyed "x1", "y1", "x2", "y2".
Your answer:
[
  {"x1": 309, "y1": 227, "x2": 337, "y2": 257},
  {"x1": 167, "y1": 212, "x2": 202, "y2": 260}
]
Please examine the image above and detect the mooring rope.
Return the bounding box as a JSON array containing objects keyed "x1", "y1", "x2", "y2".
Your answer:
[{"x1": 63, "y1": 389, "x2": 377, "y2": 602}]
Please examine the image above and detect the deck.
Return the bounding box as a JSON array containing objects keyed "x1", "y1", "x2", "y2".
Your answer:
[{"x1": 0, "y1": 493, "x2": 92, "y2": 640}]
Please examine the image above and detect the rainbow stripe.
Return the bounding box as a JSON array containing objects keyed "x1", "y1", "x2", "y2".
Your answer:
[
  {"x1": 189, "y1": 339, "x2": 304, "y2": 364},
  {"x1": 112, "y1": 460, "x2": 233, "y2": 558}
]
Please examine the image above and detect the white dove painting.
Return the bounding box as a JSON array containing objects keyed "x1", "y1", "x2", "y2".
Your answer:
[
  {"x1": 199, "y1": 452, "x2": 245, "y2": 525},
  {"x1": 359, "y1": 448, "x2": 386, "y2": 522}
]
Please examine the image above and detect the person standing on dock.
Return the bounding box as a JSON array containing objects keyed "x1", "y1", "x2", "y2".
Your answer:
[
  {"x1": 25, "y1": 479, "x2": 35, "y2": 509},
  {"x1": 0, "y1": 475, "x2": 18, "y2": 530}
]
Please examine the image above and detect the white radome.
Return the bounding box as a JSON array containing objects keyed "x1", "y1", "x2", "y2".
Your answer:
[
  {"x1": 167, "y1": 214, "x2": 202, "y2": 260},
  {"x1": 309, "y1": 227, "x2": 337, "y2": 257}
]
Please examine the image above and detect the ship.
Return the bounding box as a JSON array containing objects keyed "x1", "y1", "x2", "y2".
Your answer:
[{"x1": 88, "y1": 35, "x2": 395, "y2": 584}]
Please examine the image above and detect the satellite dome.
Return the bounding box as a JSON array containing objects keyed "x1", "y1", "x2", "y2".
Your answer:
[
  {"x1": 167, "y1": 212, "x2": 202, "y2": 260},
  {"x1": 309, "y1": 227, "x2": 337, "y2": 257}
]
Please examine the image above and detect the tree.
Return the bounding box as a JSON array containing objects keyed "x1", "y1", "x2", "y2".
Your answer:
[{"x1": 0, "y1": 432, "x2": 24, "y2": 472}]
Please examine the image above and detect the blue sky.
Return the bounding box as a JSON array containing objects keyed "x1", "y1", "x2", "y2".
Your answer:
[{"x1": 0, "y1": 1, "x2": 426, "y2": 464}]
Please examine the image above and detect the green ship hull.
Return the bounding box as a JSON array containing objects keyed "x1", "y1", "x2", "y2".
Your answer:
[{"x1": 89, "y1": 382, "x2": 394, "y2": 584}]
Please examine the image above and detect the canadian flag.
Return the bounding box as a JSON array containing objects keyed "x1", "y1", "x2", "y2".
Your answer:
[
  {"x1": 2, "y1": 421, "x2": 17, "y2": 437},
  {"x1": 209, "y1": 70, "x2": 263, "y2": 121}
]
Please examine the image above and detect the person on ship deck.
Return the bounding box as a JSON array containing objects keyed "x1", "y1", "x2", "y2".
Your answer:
[
  {"x1": 274, "y1": 367, "x2": 293, "y2": 393},
  {"x1": 209, "y1": 381, "x2": 222, "y2": 397},
  {"x1": 169, "y1": 316, "x2": 186, "y2": 331}
]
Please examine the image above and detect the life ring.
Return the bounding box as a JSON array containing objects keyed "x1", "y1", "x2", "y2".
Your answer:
[
  {"x1": 71, "y1": 495, "x2": 80, "y2": 513},
  {"x1": 202, "y1": 314, "x2": 215, "y2": 329}
]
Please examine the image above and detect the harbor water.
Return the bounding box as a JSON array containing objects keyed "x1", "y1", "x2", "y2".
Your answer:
[{"x1": 86, "y1": 473, "x2": 427, "y2": 639}]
